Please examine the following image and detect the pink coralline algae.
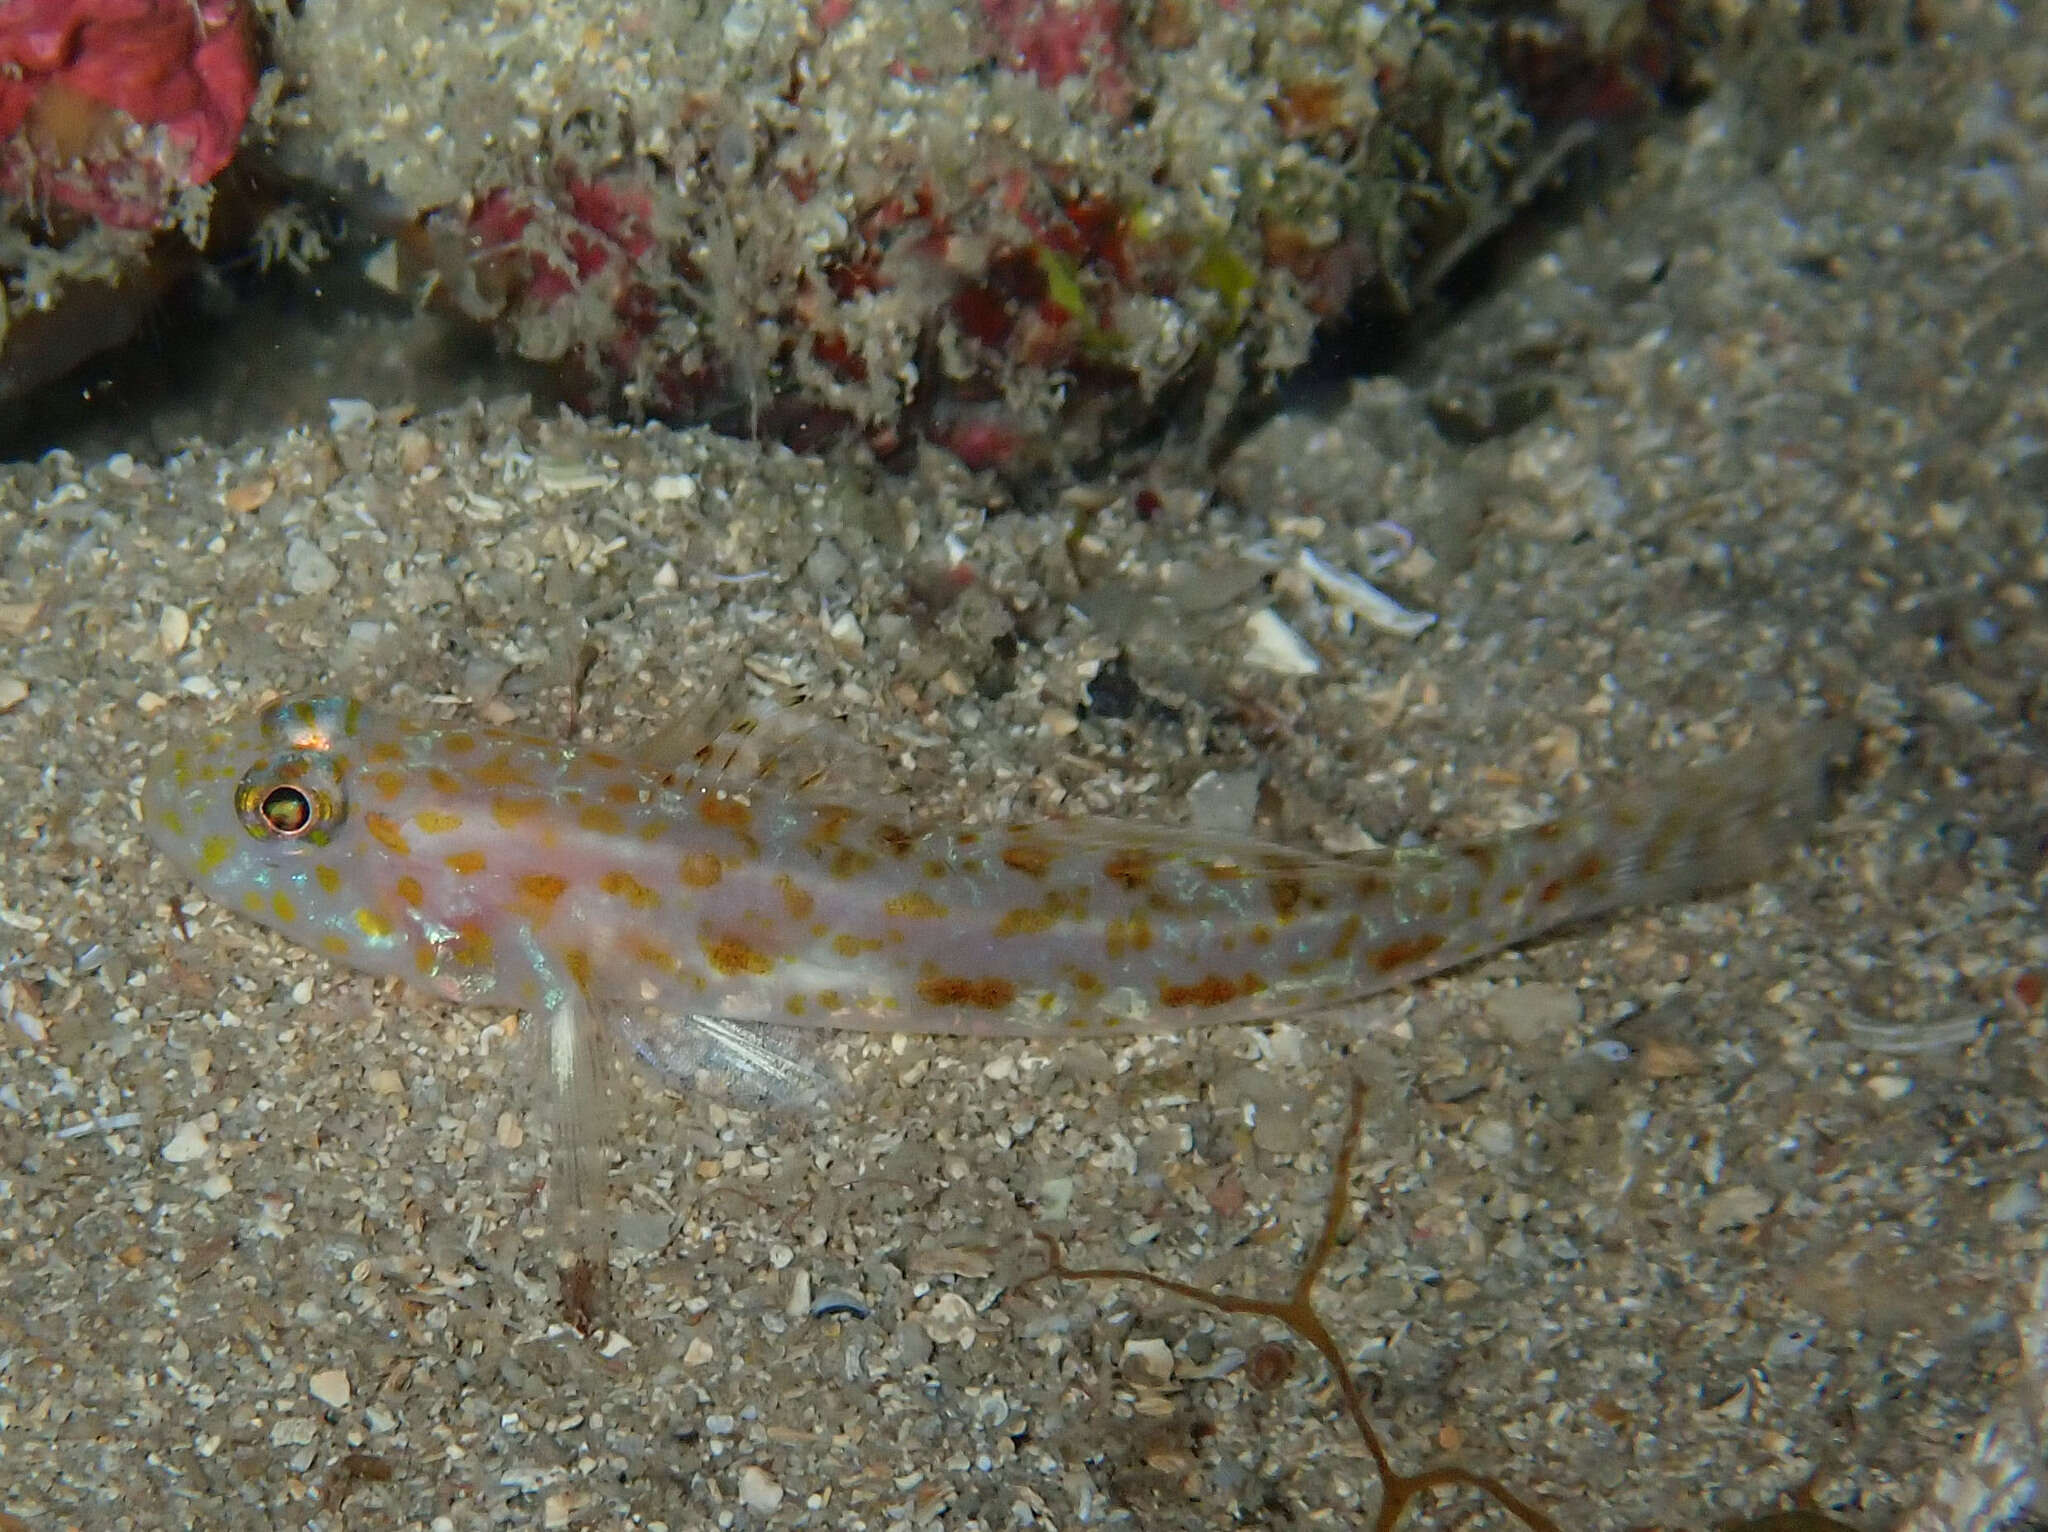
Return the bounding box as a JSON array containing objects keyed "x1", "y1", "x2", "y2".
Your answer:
[
  {"x1": 979, "y1": 0, "x2": 1130, "y2": 113},
  {"x1": 0, "y1": 0, "x2": 258, "y2": 228}
]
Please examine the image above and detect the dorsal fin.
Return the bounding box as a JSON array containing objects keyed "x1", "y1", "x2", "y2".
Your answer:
[
  {"x1": 630, "y1": 673, "x2": 904, "y2": 800},
  {"x1": 1020, "y1": 815, "x2": 1403, "y2": 877}
]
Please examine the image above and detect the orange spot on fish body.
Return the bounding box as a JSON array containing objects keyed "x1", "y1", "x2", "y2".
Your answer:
[
  {"x1": 679, "y1": 852, "x2": 723, "y2": 888},
  {"x1": 394, "y1": 876, "x2": 425, "y2": 906},
  {"x1": 578, "y1": 804, "x2": 626, "y2": 835},
  {"x1": 1002, "y1": 841, "x2": 1054, "y2": 878},
  {"x1": 600, "y1": 870, "x2": 661, "y2": 910},
  {"x1": 995, "y1": 906, "x2": 1055, "y2": 937},
  {"x1": 805, "y1": 804, "x2": 857, "y2": 849},
  {"x1": 1102, "y1": 848, "x2": 1154, "y2": 890},
  {"x1": 492, "y1": 796, "x2": 545, "y2": 829},
  {"x1": 426, "y1": 767, "x2": 463, "y2": 795},
  {"x1": 829, "y1": 846, "x2": 875, "y2": 879},
  {"x1": 875, "y1": 823, "x2": 915, "y2": 858},
  {"x1": 626, "y1": 934, "x2": 680, "y2": 973},
  {"x1": 449, "y1": 922, "x2": 493, "y2": 969},
  {"x1": 517, "y1": 873, "x2": 569, "y2": 910},
  {"x1": 564, "y1": 947, "x2": 593, "y2": 988},
  {"x1": 776, "y1": 874, "x2": 815, "y2": 921},
  {"x1": 832, "y1": 932, "x2": 881, "y2": 958},
  {"x1": 917, "y1": 973, "x2": 1017, "y2": 1010},
  {"x1": 372, "y1": 770, "x2": 407, "y2": 801},
  {"x1": 1457, "y1": 843, "x2": 1498, "y2": 877},
  {"x1": 445, "y1": 850, "x2": 487, "y2": 875},
  {"x1": 364, "y1": 812, "x2": 411, "y2": 856},
  {"x1": 1104, "y1": 913, "x2": 1154, "y2": 960},
  {"x1": 704, "y1": 934, "x2": 774, "y2": 977},
  {"x1": 1267, "y1": 877, "x2": 1304, "y2": 921},
  {"x1": 471, "y1": 754, "x2": 536, "y2": 790},
  {"x1": 700, "y1": 795, "x2": 753, "y2": 833},
  {"x1": 1160, "y1": 972, "x2": 1265, "y2": 1008},
  {"x1": 366, "y1": 740, "x2": 405, "y2": 764},
  {"x1": 441, "y1": 733, "x2": 476, "y2": 755},
  {"x1": 886, "y1": 891, "x2": 948, "y2": 919},
  {"x1": 416, "y1": 808, "x2": 463, "y2": 834},
  {"x1": 1369, "y1": 932, "x2": 1447, "y2": 973}
]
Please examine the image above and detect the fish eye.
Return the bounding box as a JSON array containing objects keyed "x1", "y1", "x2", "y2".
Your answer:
[
  {"x1": 258, "y1": 785, "x2": 314, "y2": 835},
  {"x1": 236, "y1": 752, "x2": 347, "y2": 845}
]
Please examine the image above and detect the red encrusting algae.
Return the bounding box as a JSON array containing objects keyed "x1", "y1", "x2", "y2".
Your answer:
[{"x1": 0, "y1": 0, "x2": 258, "y2": 228}]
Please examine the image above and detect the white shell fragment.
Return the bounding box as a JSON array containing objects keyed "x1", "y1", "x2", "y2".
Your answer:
[
  {"x1": 325, "y1": 397, "x2": 377, "y2": 433},
  {"x1": 737, "y1": 1465, "x2": 785, "y2": 1513},
  {"x1": 161, "y1": 1120, "x2": 210, "y2": 1163},
  {"x1": 1120, "y1": 1337, "x2": 1175, "y2": 1385},
  {"x1": 1297, "y1": 548, "x2": 1437, "y2": 638},
  {"x1": 308, "y1": 1368, "x2": 352, "y2": 1408},
  {"x1": 1243, "y1": 606, "x2": 1322, "y2": 676}
]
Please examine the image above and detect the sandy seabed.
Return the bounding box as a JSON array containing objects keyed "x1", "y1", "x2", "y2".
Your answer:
[{"x1": 3, "y1": 15, "x2": 2046, "y2": 1531}]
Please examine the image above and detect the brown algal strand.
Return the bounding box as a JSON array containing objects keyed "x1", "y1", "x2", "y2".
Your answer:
[{"x1": 1027, "y1": 1079, "x2": 1868, "y2": 1530}]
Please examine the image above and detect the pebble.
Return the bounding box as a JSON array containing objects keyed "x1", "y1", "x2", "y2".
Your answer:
[
  {"x1": 1242, "y1": 607, "x2": 1321, "y2": 676},
  {"x1": 285, "y1": 538, "x2": 340, "y2": 596},
  {"x1": 161, "y1": 1120, "x2": 210, "y2": 1164},
  {"x1": 738, "y1": 1465, "x2": 785, "y2": 1513},
  {"x1": 1120, "y1": 1337, "x2": 1174, "y2": 1385},
  {"x1": 269, "y1": 1416, "x2": 317, "y2": 1447},
  {"x1": 326, "y1": 397, "x2": 376, "y2": 432},
  {"x1": 919, "y1": 1292, "x2": 980, "y2": 1348},
  {"x1": 1699, "y1": 1185, "x2": 1773, "y2": 1233},
  {"x1": 1469, "y1": 1117, "x2": 1519, "y2": 1160},
  {"x1": 157, "y1": 605, "x2": 191, "y2": 654},
  {"x1": 309, "y1": 1368, "x2": 351, "y2": 1408},
  {"x1": 1640, "y1": 1039, "x2": 1703, "y2": 1080},
  {"x1": 1990, "y1": 1180, "x2": 2039, "y2": 1224},
  {"x1": 0, "y1": 676, "x2": 25, "y2": 714}
]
